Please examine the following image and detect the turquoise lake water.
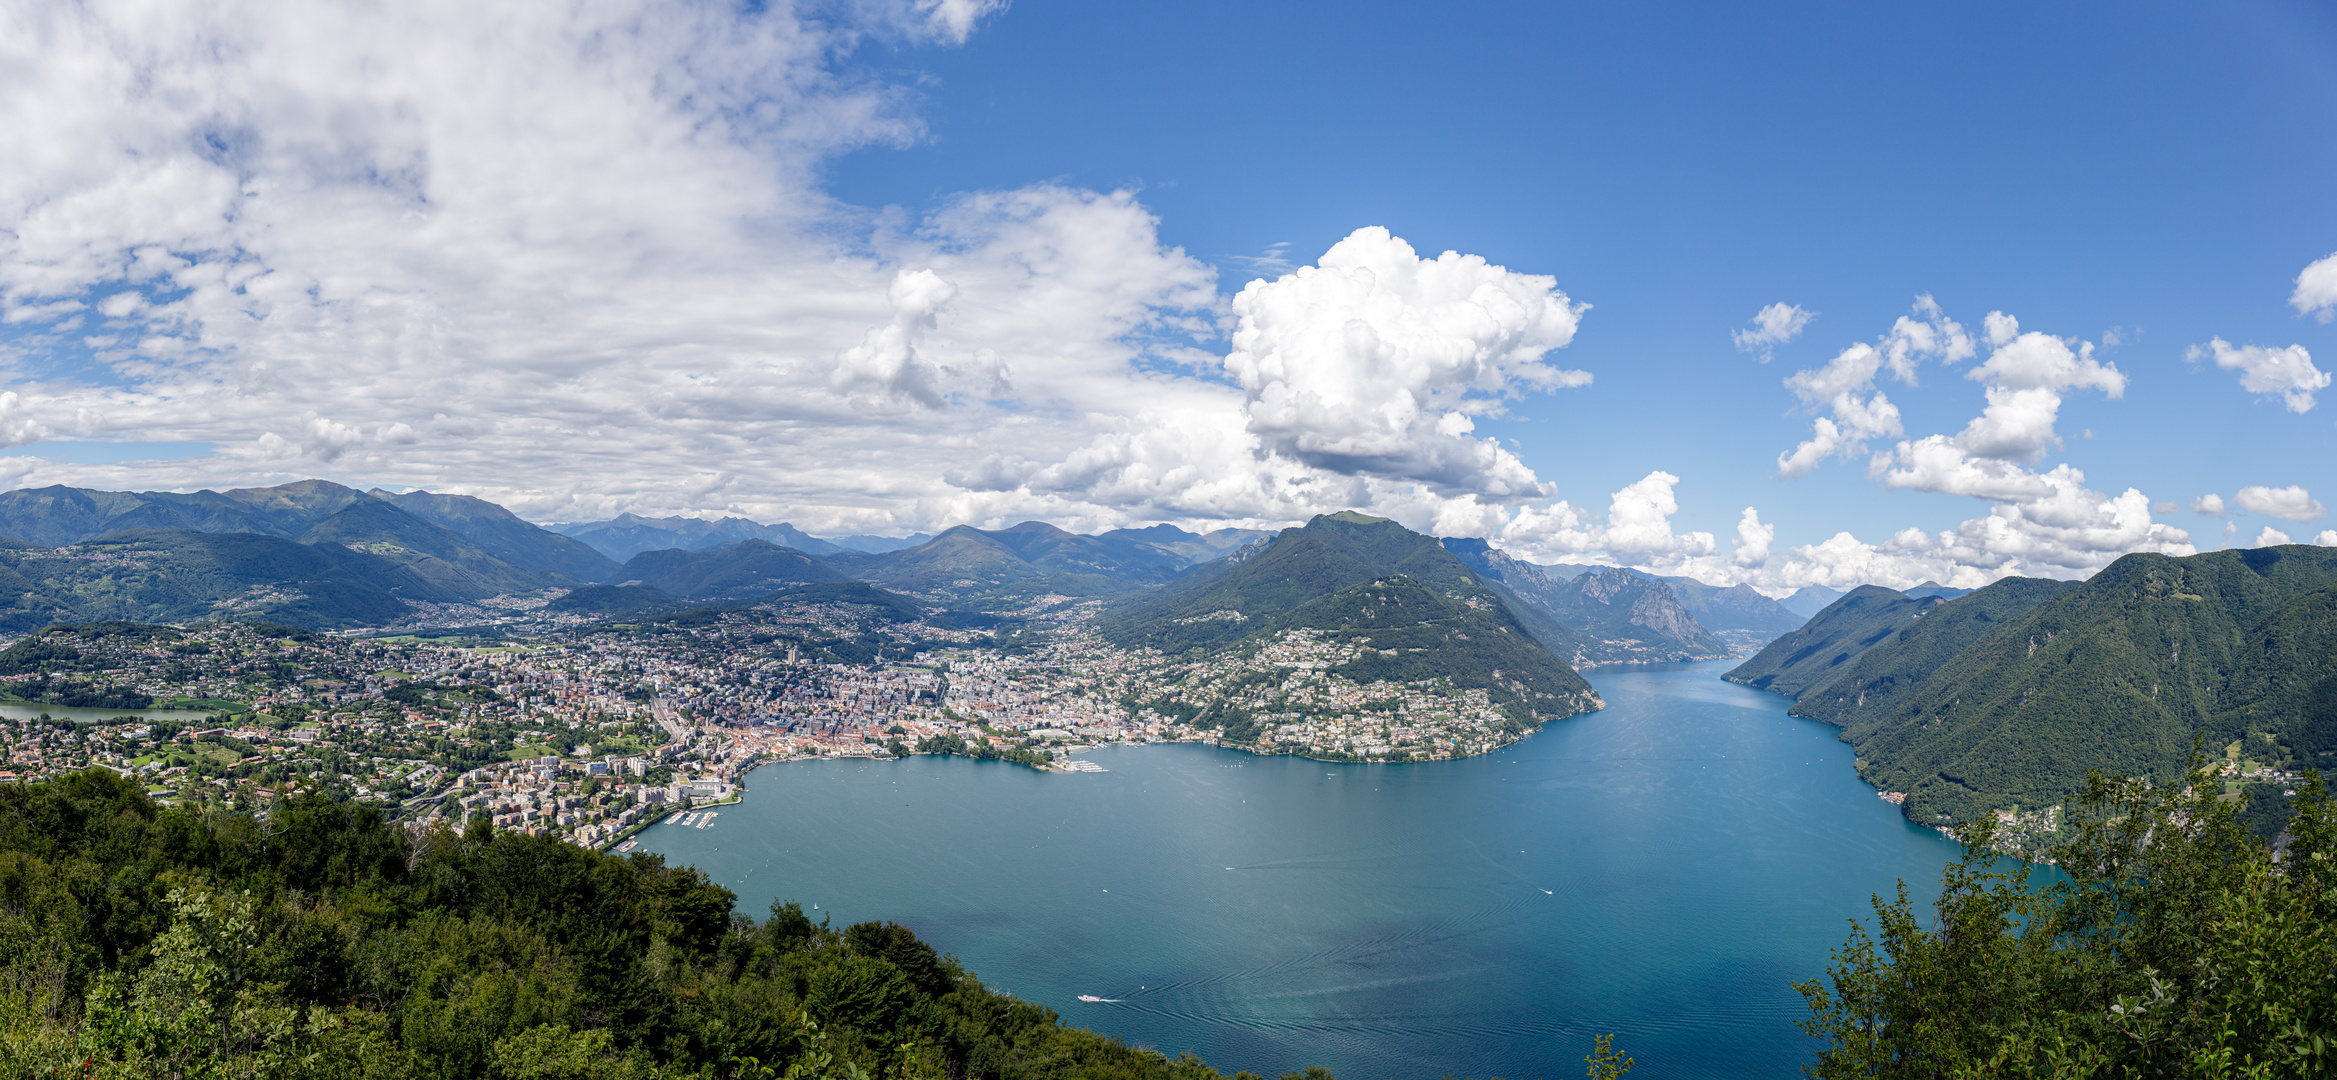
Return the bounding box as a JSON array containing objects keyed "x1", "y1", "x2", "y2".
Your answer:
[{"x1": 636, "y1": 662, "x2": 1964, "y2": 1079}]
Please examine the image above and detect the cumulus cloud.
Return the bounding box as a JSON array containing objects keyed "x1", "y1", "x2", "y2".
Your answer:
[
  {"x1": 1220, "y1": 227, "x2": 1588, "y2": 500},
  {"x1": 1775, "y1": 296, "x2": 1970, "y2": 478},
  {"x1": 1494, "y1": 470, "x2": 1715, "y2": 566},
  {"x1": 1731, "y1": 506, "x2": 1774, "y2": 567},
  {"x1": 2186, "y1": 338, "x2": 2329, "y2": 413},
  {"x1": 1732, "y1": 302, "x2": 1814, "y2": 361},
  {"x1": 1758, "y1": 299, "x2": 2189, "y2": 588},
  {"x1": 2255, "y1": 526, "x2": 2294, "y2": 547},
  {"x1": 2193, "y1": 494, "x2": 2227, "y2": 516},
  {"x1": 2232, "y1": 484, "x2": 2326, "y2": 522},
  {"x1": 2317, "y1": 530, "x2": 2337, "y2": 546},
  {"x1": 2295, "y1": 252, "x2": 2337, "y2": 322},
  {"x1": 0, "y1": 0, "x2": 1272, "y2": 532}
]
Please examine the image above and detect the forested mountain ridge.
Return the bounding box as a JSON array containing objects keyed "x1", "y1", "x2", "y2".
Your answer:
[
  {"x1": 1724, "y1": 585, "x2": 1945, "y2": 698},
  {"x1": 826, "y1": 521, "x2": 1212, "y2": 601},
  {"x1": 0, "y1": 770, "x2": 1290, "y2": 1080},
  {"x1": 608, "y1": 538, "x2": 849, "y2": 598},
  {"x1": 1735, "y1": 545, "x2": 2337, "y2": 828},
  {"x1": 370, "y1": 488, "x2": 619, "y2": 581},
  {"x1": 1437, "y1": 539, "x2": 1739, "y2": 665},
  {"x1": 1104, "y1": 513, "x2": 1600, "y2": 729},
  {"x1": 0, "y1": 529, "x2": 456, "y2": 630},
  {"x1": 553, "y1": 511, "x2": 854, "y2": 560}
]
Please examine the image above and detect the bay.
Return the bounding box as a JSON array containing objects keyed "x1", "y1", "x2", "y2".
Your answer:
[{"x1": 637, "y1": 662, "x2": 1962, "y2": 1079}]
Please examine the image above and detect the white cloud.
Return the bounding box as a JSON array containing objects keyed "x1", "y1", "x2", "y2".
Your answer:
[
  {"x1": 2316, "y1": 530, "x2": 2337, "y2": 546},
  {"x1": 1731, "y1": 302, "x2": 1814, "y2": 361},
  {"x1": 1775, "y1": 296, "x2": 1970, "y2": 477},
  {"x1": 1492, "y1": 471, "x2": 1716, "y2": 565},
  {"x1": 1220, "y1": 227, "x2": 1588, "y2": 500},
  {"x1": 2294, "y1": 252, "x2": 2337, "y2": 322},
  {"x1": 2186, "y1": 338, "x2": 2329, "y2": 413},
  {"x1": 2193, "y1": 493, "x2": 2226, "y2": 516},
  {"x1": 1732, "y1": 506, "x2": 1774, "y2": 567},
  {"x1": 2232, "y1": 484, "x2": 2326, "y2": 522},
  {"x1": 1760, "y1": 299, "x2": 2189, "y2": 589},
  {"x1": 0, "y1": 0, "x2": 1277, "y2": 533},
  {"x1": 2255, "y1": 526, "x2": 2294, "y2": 547}
]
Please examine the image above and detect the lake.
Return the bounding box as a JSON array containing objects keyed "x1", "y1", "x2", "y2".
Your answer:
[{"x1": 636, "y1": 662, "x2": 1964, "y2": 1079}]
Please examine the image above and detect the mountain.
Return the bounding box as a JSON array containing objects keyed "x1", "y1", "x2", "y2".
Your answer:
[
  {"x1": 0, "y1": 479, "x2": 371, "y2": 545},
  {"x1": 824, "y1": 521, "x2": 1213, "y2": 601},
  {"x1": 1661, "y1": 576, "x2": 1807, "y2": 651},
  {"x1": 1440, "y1": 539, "x2": 1730, "y2": 665},
  {"x1": 1779, "y1": 585, "x2": 1845, "y2": 620},
  {"x1": 1735, "y1": 546, "x2": 2337, "y2": 827},
  {"x1": 0, "y1": 529, "x2": 439, "y2": 630},
  {"x1": 1102, "y1": 512, "x2": 1600, "y2": 728},
  {"x1": 368, "y1": 489, "x2": 617, "y2": 581},
  {"x1": 0, "y1": 481, "x2": 586, "y2": 601},
  {"x1": 1723, "y1": 585, "x2": 1942, "y2": 698},
  {"x1": 299, "y1": 500, "x2": 548, "y2": 599},
  {"x1": 1784, "y1": 577, "x2": 2079, "y2": 734},
  {"x1": 1431, "y1": 539, "x2": 1595, "y2": 660},
  {"x1": 1904, "y1": 581, "x2": 1975, "y2": 599},
  {"x1": 551, "y1": 513, "x2": 848, "y2": 559},
  {"x1": 824, "y1": 533, "x2": 934, "y2": 554},
  {"x1": 547, "y1": 583, "x2": 677, "y2": 617},
  {"x1": 607, "y1": 539, "x2": 848, "y2": 598},
  {"x1": 1096, "y1": 523, "x2": 1271, "y2": 565}
]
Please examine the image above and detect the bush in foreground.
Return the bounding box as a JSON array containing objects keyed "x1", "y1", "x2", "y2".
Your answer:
[
  {"x1": 1800, "y1": 767, "x2": 2337, "y2": 1077},
  {"x1": 0, "y1": 769, "x2": 1309, "y2": 1079}
]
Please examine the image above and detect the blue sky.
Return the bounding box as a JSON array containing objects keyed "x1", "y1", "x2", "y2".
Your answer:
[
  {"x1": 0, "y1": 0, "x2": 2330, "y2": 587},
  {"x1": 825, "y1": 0, "x2": 2337, "y2": 549}
]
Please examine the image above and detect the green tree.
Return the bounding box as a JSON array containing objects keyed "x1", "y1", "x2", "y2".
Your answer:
[{"x1": 1799, "y1": 764, "x2": 2337, "y2": 1077}]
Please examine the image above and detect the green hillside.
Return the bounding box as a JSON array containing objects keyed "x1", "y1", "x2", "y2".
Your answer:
[
  {"x1": 0, "y1": 771, "x2": 1284, "y2": 1080},
  {"x1": 1104, "y1": 513, "x2": 1598, "y2": 728},
  {"x1": 300, "y1": 499, "x2": 547, "y2": 599},
  {"x1": 825, "y1": 520, "x2": 1208, "y2": 603},
  {"x1": 1766, "y1": 546, "x2": 2337, "y2": 826},
  {"x1": 0, "y1": 529, "x2": 431, "y2": 629},
  {"x1": 373, "y1": 488, "x2": 619, "y2": 581},
  {"x1": 1785, "y1": 577, "x2": 2077, "y2": 732},
  {"x1": 1440, "y1": 539, "x2": 1730, "y2": 664},
  {"x1": 1724, "y1": 585, "x2": 1938, "y2": 698},
  {"x1": 610, "y1": 538, "x2": 848, "y2": 597}
]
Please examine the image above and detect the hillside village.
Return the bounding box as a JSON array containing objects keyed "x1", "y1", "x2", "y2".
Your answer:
[{"x1": 0, "y1": 585, "x2": 1611, "y2": 851}]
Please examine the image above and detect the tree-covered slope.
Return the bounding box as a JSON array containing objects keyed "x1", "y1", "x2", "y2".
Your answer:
[
  {"x1": 1438, "y1": 539, "x2": 1729, "y2": 664},
  {"x1": 373, "y1": 488, "x2": 619, "y2": 581},
  {"x1": 0, "y1": 479, "x2": 374, "y2": 544},
  {"x1": 300, "y1": 499, "x2": 548, "y2": 599},
  {"x1": 1809, "y1": 546, "x2": 2337, "y2": 825},
  {"x1": 1724, "y1": 585, "x2": 1939, "y2": 698},
  {"x1": 0, "y1": 770, "x2": 1291, "y2": 1080},
  {"x1": 1110, "y1": 513, "x2": 1485, "y2": 653},
  {"x1": 827, "y1": 522, "x2": 1210, "y2": 602},
  {"x1": 609, "y1": 538, "x2": 848, "y2": 597},
  {"x1": 553, "y1": 512, "x2": 848, "y2": 559},
  {"x1": 2215, "y1": 582, "x2": 2337, "y2": 762},
  {"x1": 1105, "y1": 513, "x2": 1598, "y2": 726},
  {"x1": 0, "y1": 529, "x2": 434, "y2": 629},
  {"x1": 1786, "y1": 577, "x2": 2079, "y2": 733}
]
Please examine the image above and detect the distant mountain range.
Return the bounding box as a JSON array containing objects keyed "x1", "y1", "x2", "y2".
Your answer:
[
  {"x1": 1729, "y1": 545, "x2": 2337, "y2": 828},
  {"x1": 0, "y1": 481, "x2": 1834, "y2": 661}
]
